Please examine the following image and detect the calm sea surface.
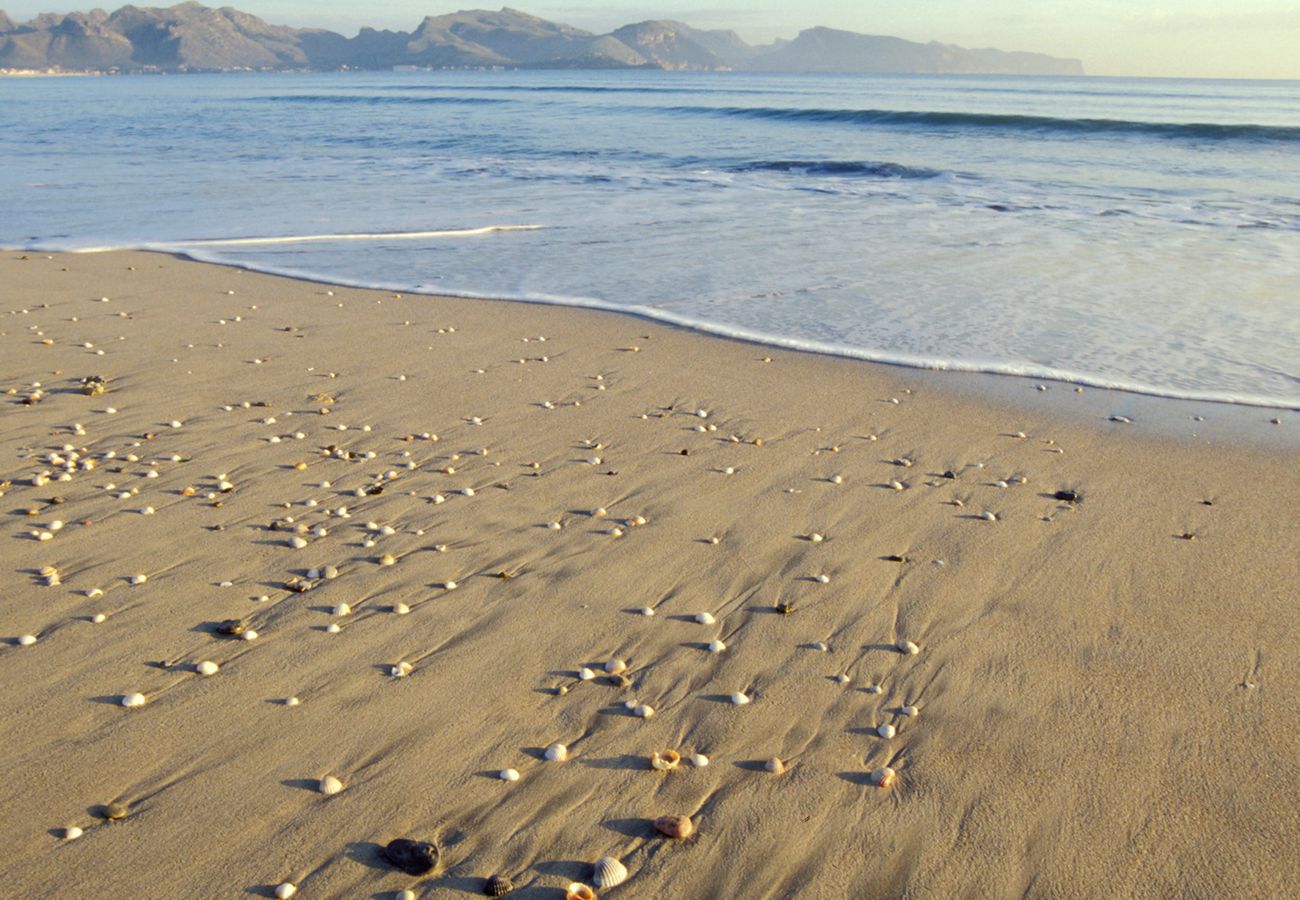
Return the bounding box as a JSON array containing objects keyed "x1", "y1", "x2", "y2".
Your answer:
[{"x1": 2, "y1": 70, "x2": 1297, "y2": 406}]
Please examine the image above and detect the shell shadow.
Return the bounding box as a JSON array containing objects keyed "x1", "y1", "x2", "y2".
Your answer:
[
  {"x1": 243, "y1": 885, "x2": 282, "y2": 897},
  {"x1": 405, "y1": 875, "x2": 486, "y2": 897},
  {"x1": 533, "y1": 859, "x2": 589, "y2": 881},
  {"x1": 698, "y1": 693, "x2": 735, "y2": 704},
  {"x1": 88, "y1": 694, "x2": 127, "y2": 706},
  {"x1": 579, "y1": 754, "x2": 645, "y2": 771},
  {"x1": 837, "y1": 771, "x2": 876, "y2": 787},
  {"x1": 520, "y1": 746, "x2": 547, "y2": 761},
  {"x1": 733, "y1": 759, "x2": 773, "y2": 773},
  {"x1": 601, "y1": 817, "x2": 657, "y2": 838},
  {"x1": 344, "y1": 841, "x2": 392, "y2": 872},
  {"x1": 281, "y1": 778, "x2": 321, "y2": 793}
]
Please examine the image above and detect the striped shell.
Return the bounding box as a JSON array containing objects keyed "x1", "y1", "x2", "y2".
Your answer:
[
  {"x1": 483, "y1": 874, "x2": 514, "y2": 896},
  {"x1": 593, "y1": 856, "x2": 628, "y2": 888}
]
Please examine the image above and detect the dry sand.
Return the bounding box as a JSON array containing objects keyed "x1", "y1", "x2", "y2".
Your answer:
[{"x1": 0, "y1": 250, "x2": 1295, "y2": 899}]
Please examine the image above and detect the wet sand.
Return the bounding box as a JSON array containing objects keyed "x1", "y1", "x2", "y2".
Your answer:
[{"x1": 0, "y1": 250, "x2": 1295, "y2": 898}]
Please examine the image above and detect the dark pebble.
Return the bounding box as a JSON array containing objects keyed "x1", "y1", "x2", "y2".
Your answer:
[{"x1": 381, "y1": 838, "x2": 439, "y2": 876}]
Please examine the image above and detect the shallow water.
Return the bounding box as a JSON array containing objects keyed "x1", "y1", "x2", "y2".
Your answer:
[{"x1": 2, "y1": 70, "x2": 1297, "y2": 406}]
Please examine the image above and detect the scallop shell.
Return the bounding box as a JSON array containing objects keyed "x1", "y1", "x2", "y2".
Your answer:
[
  {"x1": 653, "y1": 814, "x2": 694, "y2": 840},
  {"x1": 544, "y1": 742, "x2": 568, "y2": 762},
  {"x1": 870, "y1": 766, "x2": 897, "y2": 788},
  {"x1": 707, "y1": 639, "x2": 726, "y2": 653},
  {"x1": 604, "y1": 658, "x2": 627, "y2": 675},
  {"x1": 896, "y1": 639, "x2": 920, "y2": 655},
  {"x1": 565, "y1": 884, "x2": 596, "y2": 900},
  {"x1": 484, "y1": 873, "x2": 514, "y2": 896},
  {"x1": 650, "y1": 749, "x2": 681, "y2": 771},
  {"x1": 319, "y1": 775, "x2": 343, "y2": 795},
  {"x1": 877, "y1": 723, "x2": 896, "y2": 739},
  {"x1": 764, "y1": 757, "x2": 785, "y2": 774},
  {"x1": 593, "y1": 856, "x2": 628, "y2": 888}
]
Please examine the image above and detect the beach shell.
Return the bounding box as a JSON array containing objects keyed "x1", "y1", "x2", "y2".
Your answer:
[
  {"x1": 694, "y1": 612, "x2": 715, "y2": 625},
  {"x1": 889, "y1": 481, "x2": 905, "y2": 491},
  {"x1": 593, "y1": 856, "x2": 628, "y2": 889},
  {"x1": 834, "y1": 674, "x2": 850, "y2": 684},
  {"x1": 980, "y1": 511, "x2": 997, "y2": 521},
  {"x1": 707, "y1": 639, "x2": 726, "y2": 653},
  {"x1": 632, "y1": 704, "x2": 655, "y2": 718},
  {"x1": 870, "y1": 766, "x2": 897, "y2": 789},
  {"x1": 319, "y1": 775, "x2": 343, "y2": 795},
  {"x1": 121, "y1": 692, "x2": 146, "y2": 708},
  {"x1": 379, "y1": 553, "x2": 396, "y2": 566},
  {"x1": 333, "y1": 603, "x2": 351, "y2": 617},
  {"x1": 809, "y1": 532, "x2": 824, "y2": 543},
  {"x1": 638, "y1": 607, "x2": 655, "y2": 616},
  {"x1": 397, "y1": 891, "x2": 415, "y2": 900},
  {"x1": 326, "y1": 624, "x2": 341, "y2": 634},
  {"x1": 578, "y1": 667, "x2": 596, "y2": 681},
  {"x1": 653, "y1": 814, "x2": 694, "y2": 840},
  {"x1": 650, "y1": 749, "x2": 681, "y2": 771},
  {"x1": 814, "y1": 574, "x2": 830, "y2": 584},
  {"x1": 274, "y1": 883, "x2": 296, "y2": 899},
  {"x1": 544, "y1": 742, "x2": 568, "y2": 762},
  {"x1": 810, "y1": 641, "x2": 829, "y2": 652},
  {"x1": 866, "y1": 684, "x2": 883, "y2": 694},
  {"x1": 730, "y1": 691, "x2": 751, "y2": 706},
  {"x1": 484, "y1": 874, "x2": 514, "y2": 896},
  {"x1": 100, "y1": 801, "x2": 129, "y2": 820},
  {"x1": 765, "y1": 757, "x2": 786, "y2": 774},
  {"x1": 382, "y1": 838, "x2": 439, "y2": 875},
  {"x1": 901, "y1": 705, "x2": 919, "y2": 717},
  {"x1": 877, "y1": 724, "x2": 896, "y2": 739},
  {"x1": 17, "y1": 634, "x2": 37, "y2": 646},
  {"x1": 289, "y1": 536, "x2": 308, "y2": 549},
  {"x1": 63, "y1": 826, "x2": 83, "y2": 840},
  {"x1": 896, "y1": 639, "x2": 920, "y2": 655},
  {"x1": 391, "y1": 662, "x2": 413, "y2": 678},
  {"x1": 604, "y1": 658, "x2": 627, "y2": 675},
  {"x1": 499, "y1": 769, "x2": 520, "y2": 782},
  {"x1": 565, "y1": 884, "x2": 595, "y2": 900},
  {"x1": 92, "y1": 613, "x2": 107, "y2": 624},
  {"x1": 689, "y1": 753, "x2": 709, "y2": 768},
  {"x1": 443, "y1": 580, "x2": 458, "y2": 590},
  {"x1": 195, "y1": 660, "x2": 219, "y2": 676},
  {"x1": 129, "y1": 574, "x2": 147, "y2": 585},
  {"x1": 394, "y1": 603, "x2": 411, "y2": 615},
  {"x1": 286, "y1": 697, "x2": 300, "y2": 707},
  {"x1": 242, "y1": 630, "x2": 259, "y2": 641}
]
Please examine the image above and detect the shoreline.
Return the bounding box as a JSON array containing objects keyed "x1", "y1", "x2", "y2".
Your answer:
[
  {"x1": 1, "y1": 249, "x2": 1295, "y2": 897},
  {"x1": 14, "y1": 244, "x2": 1299, "y2": 425}
]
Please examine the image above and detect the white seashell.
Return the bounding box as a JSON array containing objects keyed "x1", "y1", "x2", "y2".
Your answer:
[
  {"x1": 86, "y1": 588, "x2": 104, "y2": 599},
  {"x1": 764, "y1": 757, "x2": 785, "y2": 774},
  {"x1": 443, "y1": 580, "x2": 458, "y2": 590},
  {"x1": 689, "y1": 753, "x2": 709, "y2": 768},
  {"x1": 91, "y1": 613, "x2": 107, "y2": 624},
  {"x1": 897, "y1": 639, "x2": 920, "y2": 655},
  {"x1": 547, "y1": 521, "x2": 562, "y2": 529},
  {"x1": 901, "y1": 705, "x2": 919, "y2": 717},
  {"x1": 609, "y1": 527, "x2": 624, "y2": 537},
  {"x1": 63, "y1": 826, "x2": 83, "y2": 840},
  {"x1": 379, "y1": 553, "x2": 396, "y2": 566},
  {"x1": 695, "y1": 612, "x2": 715, "y2": 625},
  {"x1": 815, "y1": 574, "x2": 830, "y2": 584},
  {"x1": 544, "y1": 742, "x2": 568, "y2": 762},
  {"x1": 286, "y1": 697, "x2": 300, "y2": 707},
  {"x1": 579, "y1": 667, "x2": 596, "y2": 681},
  {"x1": 432, "y1": 494, "x2": 446, "y2": 504},
  {"x1": 129, "y1": 574, "x2": 147, "y2": 585},
  {"x1": 17, "y1": 634, "x2": 37, "y2": 646},
  {"x1": 326, "y1": 624, "x2": 341, "y2": 634},
  {"x1": 499, "y1": 768, "x2": 520, "y2": 782},
  {"x1": 393, "y1": 603, "x2": 410, "y2": 615},
  {"x1": 809, "y1": 532, "x2": 824, "y2": 543},
  {"x1": 834, "y1": 674, "x2": 850, "y2": 684},
  {"x1": 722, "y1": 466, "x2": 735, "y2": 475},
  {"x1": 306, "y1": 568, "x2": 321, "y2": 580},
  {"x1": 195, "y1": 660, "x2": 219, "y2": 676},
  {"x1": 639, "y1": 607, "x2": 655, "y2": 617},
  {"x1": 866, "y1": 684, "x2": 882, "y2": 694},
  {"x1": 318, "y1": 775, "x2": 343, "y2": 795},
  {"x1": 593, "y1": 856, "x2": 628, "y2": 889},
  {"x1": 396, "y1": 891, "x2": 415, "y2": 900},
  {"x1": 730, "y1": 691, "x2": 751, "y2": 706},
  {"x1": 121, "y1": 692, "x2": 146, "y2": 708},
  {"x1": 995, "y1": 480, "x2": 1009, "y2": 489},
  {"x1": 811, "y1": 642, "x2": 829, "y2": 652},
  {"x1": 624, "y1": 699, "x2": 639, "y2": 710},
  {"x1": 274, "y1": 883, "x2": 297, "y2": 899},
  {"x1": 461, "y1": 488, "x2": 476, "y2": 496},
  {"x1": 592, "y1": 507, "x2": 607, "y2": 518},
  {"x1": 633, "y1": 704, "x2": 655, "y2": 718},
  {"x1": 242, "y1": 630, "x2": 259, "y2": 641},
  {"x1": 289, "y1": 536, "x2": 308, "y2": 549},
  {"x1": 707, "y1": 639, "x2": 726, "y2": 653},
  {"x1": 889, "y1": 480, "x2": 905, "y2": 491},
  {"x1": 877, "y1": 723, "x2": 896, "y2": 739},
  {"x1": 605, "y1": 658, "x2": 627, "y2": 675},
  {"x1": 391, "y1": 662, "x2": 413, "y2": 678},
  {"x1": 830, "y1": 474, "x2": 843, "y2": 484},
  {"x1": 870, "y1": 766, "x2": 897, "y2": 788},
  {"x1": 333, "y1": 603, "x2": 351, "y2": 617}
]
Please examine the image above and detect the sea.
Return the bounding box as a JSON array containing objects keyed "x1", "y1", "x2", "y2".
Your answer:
[{"x1": 2, "y1": 70, "x2": 1297, "y2": 408}]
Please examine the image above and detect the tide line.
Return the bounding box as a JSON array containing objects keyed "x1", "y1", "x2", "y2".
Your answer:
[{"x1": 160, "y1": 225, "x2": 543, "y2": 248}]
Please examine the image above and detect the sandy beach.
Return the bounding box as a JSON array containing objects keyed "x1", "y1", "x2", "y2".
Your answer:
[{"x1": 0, "y1": 249, "x2": 1295, "y2": 899}]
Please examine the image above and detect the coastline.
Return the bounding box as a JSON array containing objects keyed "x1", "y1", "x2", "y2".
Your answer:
[{"x1": 1, "y1": 250, "x2": 1295, "y2": 897}]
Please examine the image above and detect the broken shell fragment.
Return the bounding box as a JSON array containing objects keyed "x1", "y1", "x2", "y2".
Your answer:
[
  {"x1": 653, "y1": 814, "x2": 694, "y2": 839},
  {"x1": 901, "y1": 705, "x2": 919, "y2": 717},
  {"x1": 650, "y1": 749, "x2": 681, "y2": 771},
  {"x1": 593, "y1": 856, "x2": 628, "y2": 889},
  {"x1": 707, "y1": 639, "x2": 726, "y2": 653}
]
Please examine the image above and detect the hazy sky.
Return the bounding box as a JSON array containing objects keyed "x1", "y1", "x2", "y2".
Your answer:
[{"x1": 6, "y1": 1, "x2": 1300, "y2": 79}]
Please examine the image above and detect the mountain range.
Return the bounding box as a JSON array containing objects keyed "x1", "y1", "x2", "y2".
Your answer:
[{"x1": 0, "y1": 4, "x2": 1084, "y2": 75}]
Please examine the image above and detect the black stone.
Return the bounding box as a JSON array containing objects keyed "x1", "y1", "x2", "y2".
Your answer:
[
  {"x1": 1052, "y1": 490, "x2": 1081, "y2": 503},
  {"x1": 381, "y1": 838, "x2": 439, "y2": 876}
]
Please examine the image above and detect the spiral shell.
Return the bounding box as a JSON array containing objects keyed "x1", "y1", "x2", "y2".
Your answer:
[
  {"x1": 650, "y1": 749, "x2": 681, "y2": 771},
  {"x1": 653, "y1": 814, "x2": 694, "y2": 840},
  {"x1": 593, "y1": 856, "x2": 628, "y2": 889}
]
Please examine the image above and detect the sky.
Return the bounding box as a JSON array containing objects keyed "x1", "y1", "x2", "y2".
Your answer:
[{"x1": 4, "y1": 0, "x2": 1299, "y2": 79}]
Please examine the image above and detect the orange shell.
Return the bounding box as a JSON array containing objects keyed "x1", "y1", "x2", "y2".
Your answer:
[
  {"x1": 565, "y1": 883, "x2": 596, "y2": 900},
  {"x1": 650, "y1": 749, "x2": 681, "y2": 771}
]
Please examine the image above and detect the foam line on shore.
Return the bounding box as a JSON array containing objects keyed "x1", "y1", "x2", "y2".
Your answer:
[{"x1": 57, "y1": 225, "x2": 544, "y2": 251}]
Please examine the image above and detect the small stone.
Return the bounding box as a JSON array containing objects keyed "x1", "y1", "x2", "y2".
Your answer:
[{"x1": 381, "y1": 838, "x2": 439, "y2": 876}]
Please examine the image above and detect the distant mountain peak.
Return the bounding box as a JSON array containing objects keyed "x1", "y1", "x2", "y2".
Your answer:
[{"x1": 0, "y1": 3, "x2": 1083, "y2": 75}]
